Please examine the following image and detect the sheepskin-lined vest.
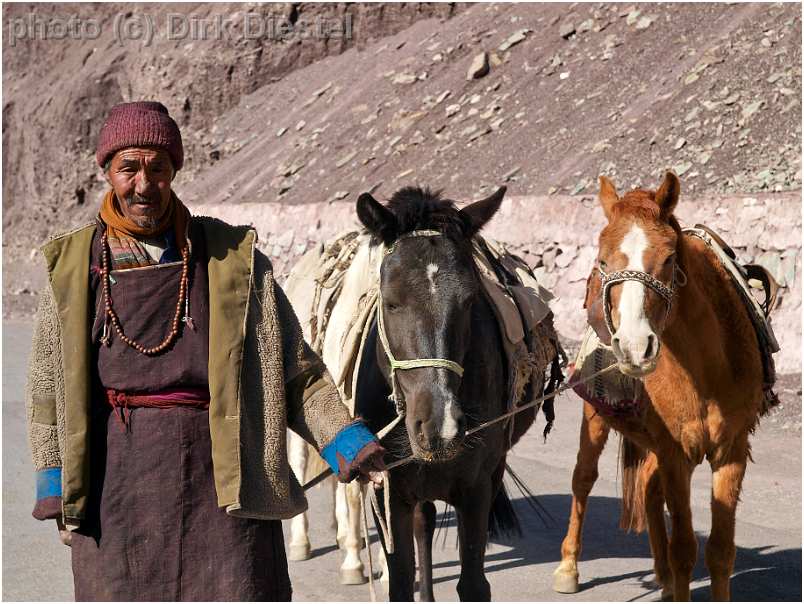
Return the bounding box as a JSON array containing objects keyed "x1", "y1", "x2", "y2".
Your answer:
[{"x1": 27, "y1": 216, "x2": 352, "y2": 527}]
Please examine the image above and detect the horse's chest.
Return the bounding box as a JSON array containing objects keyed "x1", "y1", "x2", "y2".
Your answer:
[
  {"x1": 639, "y1": 385, "x2": 708, "y2": 463},
  {"x1": 392, "y1": 447, "x2": 500, "y2": 505}
]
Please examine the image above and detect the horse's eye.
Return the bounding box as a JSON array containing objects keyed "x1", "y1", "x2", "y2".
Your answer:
[
  {"x1": 598, "y1": 259, "x2": 608, "y2": 270},
  {"x1": 663, "y1": 254, "x2": 676, "y2": 265},
  {"x1": 386, "y1": 302, "x2": 400, "y2": 312}
]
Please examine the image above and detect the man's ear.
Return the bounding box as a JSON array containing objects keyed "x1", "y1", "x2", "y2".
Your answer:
[
  {"x1": 599, "y1": 176, "x2": 619, "y2": 221},
  {"x1": 356, "y1": 192, "x2": 398, "y2": 245}
]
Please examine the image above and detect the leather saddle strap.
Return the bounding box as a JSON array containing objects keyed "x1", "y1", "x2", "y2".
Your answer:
[
  {"x1": 744, "y1": 263, "x2": 780, "y2": 318},
  {"x1": 693, "y1": 223, "x2": 736, "y2": 260}
]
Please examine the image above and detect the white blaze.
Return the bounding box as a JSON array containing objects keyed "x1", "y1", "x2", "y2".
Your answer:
[
  {"x1": 440, "y1": 399, "x2": 460, "y2": 441},
  {"x1": 426, "y1": 263, "x2": 439, "y2": 294},
  {"x1": 615, "y1": 223, "x2": 655, "y2": 365}
]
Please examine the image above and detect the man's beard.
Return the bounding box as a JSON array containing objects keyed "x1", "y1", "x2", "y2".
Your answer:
[{"x1": 123, "y1": 193, "x2": 164, "y2": 229}]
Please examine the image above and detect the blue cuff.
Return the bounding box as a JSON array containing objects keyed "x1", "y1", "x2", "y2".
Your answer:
[
  {"x1": 321, "y1": 421, "x2": 377, "y2": 474},
  {"x1": 36, "y1": 467, "x2": 62, "y2": 500}
]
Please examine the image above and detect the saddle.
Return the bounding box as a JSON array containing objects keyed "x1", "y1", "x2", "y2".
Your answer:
[
  {"x1": 284, "y1": 230, "x2": 564, "y2": 440},
  {"x1": 684, "y1": 225, "x2": 780, "y2": 412},
  {"x1": 571, "y1": 224, "x2": 780, "y2": 415}
]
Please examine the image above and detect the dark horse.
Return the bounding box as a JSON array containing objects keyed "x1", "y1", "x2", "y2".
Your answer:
[{"x1": 354, "y1": 185, "x2": 534, "y2": 601}]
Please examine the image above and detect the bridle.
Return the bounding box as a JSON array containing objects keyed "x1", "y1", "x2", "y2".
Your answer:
[
  {"x1": 597, "y1": 262, "x2": 687, "y2": 336},
  {"x1": 375, "y1": 229, "x2": 465, "y2": 417}
]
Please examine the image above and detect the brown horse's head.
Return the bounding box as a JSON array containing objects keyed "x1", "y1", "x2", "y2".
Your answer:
[
  {"x1": 356, "y1": 185, "x2": 506, "y2": 459},
  {"x1": 586, "y1": 172, "x2": 683, "y2": 377}
]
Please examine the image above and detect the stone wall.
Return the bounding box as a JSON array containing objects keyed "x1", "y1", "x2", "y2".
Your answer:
[{"x1": 191, "y1": 191, "x2": 801, "y2": 373}]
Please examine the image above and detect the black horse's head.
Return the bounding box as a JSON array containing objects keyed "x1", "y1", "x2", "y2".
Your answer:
[{"x1": 356, "y1": 185, "x2": 506, "y2": 460}]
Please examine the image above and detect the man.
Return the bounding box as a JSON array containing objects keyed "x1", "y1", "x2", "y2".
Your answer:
[{"x1": 26, "y1": 101, "x2": 384, "y2": 600}]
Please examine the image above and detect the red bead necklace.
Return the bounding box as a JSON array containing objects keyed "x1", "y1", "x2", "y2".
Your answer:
[{"x1": 100, "y1": 230, "x2": 190, "y2": 355}]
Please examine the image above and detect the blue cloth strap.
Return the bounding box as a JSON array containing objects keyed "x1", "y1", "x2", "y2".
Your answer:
[
  {"x1": 321, "y1": 421, "x2": 377, "y2": 475},
  {"x1": 36, "y1": 467, "x2": 62, "y2": 500}
]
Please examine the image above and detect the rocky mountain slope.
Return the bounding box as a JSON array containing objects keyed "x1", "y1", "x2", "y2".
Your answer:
[
  {"x1": 179, "y1": 2, "x2": 801, "y2": 211},
  {"x1": 2, "y1": 1, "x2": 460, "y2": 310},
  {"x1": 3, "y1": 2, "x2": 801, "y2": 361}
]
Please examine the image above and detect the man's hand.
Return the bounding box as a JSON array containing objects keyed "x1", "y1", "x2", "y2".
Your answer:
[
  {"x1": 361, "y1": 471, "x2": 385, "y2": 486},
  {"x1": 340, "y1": 440, "x2": 386, "y2": 485},
  {"x1": 356, "y1": 449, "x2": 386, "y2": 486},
  {"x1": 56, "y1": 518, "x2": 72, "y2": 547},
  {"x1": 323, "y1": 420, "x2": 387, "y2": 483}
]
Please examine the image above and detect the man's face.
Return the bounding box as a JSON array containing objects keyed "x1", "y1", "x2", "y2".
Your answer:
[{"x1": 104, "y1": 147, "x2": 174, "y2": 229}]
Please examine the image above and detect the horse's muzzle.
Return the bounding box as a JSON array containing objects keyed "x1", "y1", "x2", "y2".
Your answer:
[
  {"x1": 617, "y1": 358, "x2": 658, "y2": 378},
  {"x1": 411, "y1": 415, "x2": 466, "y2": 460}
]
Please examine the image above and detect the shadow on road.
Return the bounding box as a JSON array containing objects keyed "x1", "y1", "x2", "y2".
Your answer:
[{"x1": 425, "y1": 494, "x2": 801, "y2": 602}]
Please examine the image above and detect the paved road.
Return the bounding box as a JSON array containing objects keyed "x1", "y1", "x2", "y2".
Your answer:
[{"x1": 4, "y1": 321, "x2": 801, "y2": 601}]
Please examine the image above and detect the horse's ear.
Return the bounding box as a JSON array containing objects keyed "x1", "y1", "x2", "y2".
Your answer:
[
  {"x1": 459, "y1": 186, "x2": 506, "y2": 237},
  {"x1": 655, "y1": 171, "x2": 680, "y2": 219},
  {"x1": 357, "y1": 192, "x2": 398, "y2": 244},
  {"x1": 599, "y1": 176, "x2": 619, "y2": 221}
]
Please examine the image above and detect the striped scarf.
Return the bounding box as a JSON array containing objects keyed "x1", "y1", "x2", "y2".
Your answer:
[{"x1": 98, "y1": 189, "x2": 190, "y2": 269}]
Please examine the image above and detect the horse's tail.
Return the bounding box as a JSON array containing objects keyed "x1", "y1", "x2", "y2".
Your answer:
[
  {"x1": 619, "y1": 436, "x2": 649, "y2": 533},
  {"x1": 488, "y1": 463, "x2": 556, "y2": 540},
  {"x1": 487, "y1": 482, "x2": 522, "y2": 540}
]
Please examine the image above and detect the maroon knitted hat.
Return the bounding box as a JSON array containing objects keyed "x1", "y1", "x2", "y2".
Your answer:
[{"x1": 96, "y1": 101, "x2": 184, "y2": 171}]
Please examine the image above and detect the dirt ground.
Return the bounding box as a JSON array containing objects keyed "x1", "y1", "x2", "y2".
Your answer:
[{"x1": 3, "y1": 321, "x2": 801, "y2": 601}]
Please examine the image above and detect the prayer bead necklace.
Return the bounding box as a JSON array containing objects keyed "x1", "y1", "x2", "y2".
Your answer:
[{"x1": 100, "y1": 231, "x2": 189, "y2": 355}]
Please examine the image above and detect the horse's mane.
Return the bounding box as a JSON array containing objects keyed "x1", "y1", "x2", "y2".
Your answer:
[{"x1": 384, "y1": 186, "x2": 472, "y2": 243}]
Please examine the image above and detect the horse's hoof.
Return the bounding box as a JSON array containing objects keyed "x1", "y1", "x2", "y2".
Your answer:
[
  {"x1": 288, "y1": 544, "x2": 311, "y2": 561},
  {"x1": 553, "y1": 571, "x2": 580, "y2": 594},
  {"x1": 660, "y1": 586, "x2": 673, "y2": 601},
  {"x1": 339, "y1": 569, "x2": 368, "y2": 585}
]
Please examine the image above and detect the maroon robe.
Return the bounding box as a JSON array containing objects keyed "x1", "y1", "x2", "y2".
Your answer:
[{"x1": 70, "y1": 221, "x2": 292, "y2": 601}]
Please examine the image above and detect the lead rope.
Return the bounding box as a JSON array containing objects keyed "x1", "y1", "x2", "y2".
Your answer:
[
  {"x1": 302, "y1": 361, "x2": 621, "y2": 494},
  {"x1": 360, "y1": 412, "x2": 402, "y2": 601},
  {"x1": 362, "y1": 483, "x2": 379, "y2": 602},
  {"x1": 351, "y1": 361, "x2": 620, "y2": 601},
  {"x1": 362, "y1": 472, "x2": 394, "y2": 602},
  {"x1": 298, "y1": 344, "x2": 619, "y2": 604}
]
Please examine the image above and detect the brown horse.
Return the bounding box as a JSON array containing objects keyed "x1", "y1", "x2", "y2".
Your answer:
[{"x1": 553, "y1": 172, "x2": 769, "y2": 601}]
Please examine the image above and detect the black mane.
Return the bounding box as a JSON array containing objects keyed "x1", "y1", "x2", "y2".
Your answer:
[{"x1": 383, "y1": 186, "x2": 471, "y2": 242}]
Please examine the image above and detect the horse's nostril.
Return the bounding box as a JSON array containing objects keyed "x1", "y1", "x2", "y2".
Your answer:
[
  {"x1": 456, "y1": 415, "x2": 467, "y2": 438},
  {"x1": 645, "y1": 334, "x2": 657, "y2": 360},
  {"x1": 611, "y1": 336, "x2": 622, "y2": 357}
]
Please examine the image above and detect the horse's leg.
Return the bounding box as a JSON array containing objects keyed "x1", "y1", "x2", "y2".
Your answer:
[
  {"x1": 553, "y1": 401, "x2": 610, "y2": 593},
  {"x1": 374, "y1": 489, "x2": 416, "y2": 601},
  {"x1": 454, "y1": 483, "x2": 493, "y2": 601},
  {"x1": 706, "y1": 434, "x2": 749, "y2": 601},
  {"x1": 288, "y1": 433, "x2": 312, "y2": 561},
  {"x1": 642, "y1": 453, "x2": 673, "y2": 600},
  {"x1": 335, "y1": 480, "x2": 348, "y2": 548},
  {"x1": 414, "y1": 501, "x2": 437, "y2": 601},
  {"x1": 657, "y1": 454, "x2": 696, "y2": 602},
  {"x1": 339, "y1": 480, "x2": 367, "y2": 585}
]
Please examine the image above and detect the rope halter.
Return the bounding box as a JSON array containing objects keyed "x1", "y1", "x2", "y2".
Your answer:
[
  {"x1": 376, "y1": 229, "x2": 465, "y2": 417},
  {"x1": 598, "y1": 263, "x2": 687, "y2": 336}
]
